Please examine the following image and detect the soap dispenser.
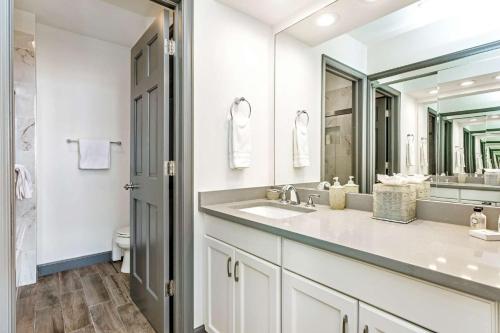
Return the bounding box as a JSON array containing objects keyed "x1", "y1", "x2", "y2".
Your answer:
[
  {"x1": 329, "y1": 177, "x2": 345, "y2": 210},
  {"x1": 344, "y1": 176, "x2": 359, "y2": 194}
]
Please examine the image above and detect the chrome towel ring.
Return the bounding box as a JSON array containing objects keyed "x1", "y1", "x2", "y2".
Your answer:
[
  {"x1": 295, "y1": 110, "x2": 309, "y2": 127},
  {"x1": 230, "y1": 97, "x2": 252, "y2": 119}
]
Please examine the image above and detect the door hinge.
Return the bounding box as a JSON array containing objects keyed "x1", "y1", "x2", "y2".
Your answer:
[
  {"x1": 165, "y1": 39, "x2": 175, "y2": 55},
  {"x1": 165, "y1": 280, "x2": 175, "y2": 297},
  {"x1": 165, "y1": 160, "x2": 176, "y2": 176}
]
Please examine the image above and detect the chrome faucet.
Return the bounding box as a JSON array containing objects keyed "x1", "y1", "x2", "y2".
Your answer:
[{"x1": 280, "y1": 184, "x2": 301, "y2": 205}]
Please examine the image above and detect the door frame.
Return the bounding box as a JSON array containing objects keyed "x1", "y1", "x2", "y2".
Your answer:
[
  {"x1": 0, "y1": 0, "x2": 193, "y2": 332},
  {"x1": 321, "y1": 55, "x2": 368, "y2": 192}
]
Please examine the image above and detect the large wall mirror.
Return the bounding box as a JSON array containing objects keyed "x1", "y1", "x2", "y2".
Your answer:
[{"x1": 274, "y1": 0, "x2": 500, "y2": 204}]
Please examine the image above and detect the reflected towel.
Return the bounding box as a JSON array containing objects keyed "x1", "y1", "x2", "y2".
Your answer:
[
  {"x1": 229, "y1": 115, "x2": 251, "y2": 169},
  {"x1": 406, "y1": 141, "x2": 416, "y2": 167},
  {"x1": 293, "y1": 121, "x2": 310, "y2": 168},
  {"x1": 78, "y1": 139, "x2": 111, "y2": 170},
  {"x1": 14, "y1": 164, "x2": 33, "y2": 200}
]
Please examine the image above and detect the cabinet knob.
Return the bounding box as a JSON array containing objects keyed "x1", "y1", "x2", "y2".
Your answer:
[
  {"x1": 363, "y1": 325, "x2": 369, "y2": 333},
  {"x1": 342, "y1": 315, "x2": 348, "y2": 333}
]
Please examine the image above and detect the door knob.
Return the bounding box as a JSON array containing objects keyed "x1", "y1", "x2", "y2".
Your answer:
[{"x1": 124, "y1": 183, "x2": 139, "y2": 190}]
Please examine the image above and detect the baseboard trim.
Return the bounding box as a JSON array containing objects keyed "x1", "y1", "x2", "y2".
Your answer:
[
  {"x1": 37, "y1": 251, "x2": 112, "y2": 277},
  {"x1": 194, "y1": 325, "x2": 206, "y2": 333}
]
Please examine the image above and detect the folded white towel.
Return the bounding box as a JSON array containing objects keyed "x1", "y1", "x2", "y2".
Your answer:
[
  {"x1": 476, "y1": 154, "x2": 484, "y2": 173},
  {"x1": 229, "y1": 115, "x2": 251, "y2": 169},
  {"x1": 293, "y1": 120, "x2": 310, "y2": 168},
  {"x1": 419, "y1": 141, "x2": 427, "y2": 168},
  {"x1": 14, "y1": 164, "x2": 33, "y2": 200},
  {"x1": 455, "y1": 148, "x2": 465, "y2": 173},
  {"x1": 78, "y1": 139, "x2": 111, "y2": 170},
  {"x1": 406, "y1": 141, "x2": 416, "y2": 167}
]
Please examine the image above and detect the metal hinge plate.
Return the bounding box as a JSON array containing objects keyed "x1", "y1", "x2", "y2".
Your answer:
[
  {"x1": 166, "y1": 39, "x2": 175, "y2": 55},
  {"x1": 165, "y1": 280, "x2": 175, "y2": 297},
  {"x1": 165, "y1": 160, "x2": 175, "y2": 176}
]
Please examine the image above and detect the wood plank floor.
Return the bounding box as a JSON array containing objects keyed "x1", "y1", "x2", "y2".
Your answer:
[{"x1": 16, "y1": 262, "x2": 156, "y2": 333}]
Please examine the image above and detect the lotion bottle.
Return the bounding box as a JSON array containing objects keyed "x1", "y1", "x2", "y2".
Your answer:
[
  {"x1": 344, "y1": 176, "x2": 359, "y2": 194},
  {"x1": 470, "y1": 207, "x2": 486, "y2": 230},
  {"x1": 329, "y1": 177, "x2": 345, "y2": 210}
]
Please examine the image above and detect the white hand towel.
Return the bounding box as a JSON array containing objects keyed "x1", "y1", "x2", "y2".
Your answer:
[
  {"x1": 229, "y1": 115, "x2": 251, "y2": 169},
  {"x1": 419, "y1": 141, "x2": 428, "y2": 168},
  {"x1": 406, "y1": 141, "x2": 416, "y2": 167},
  {"x1": 293, "y1": 121, "x2": 310, "y2": 168},
  {"x1": 14, "y1": 164, "x2": 33, "y2": 200},
  {"x1": 78, "y1": 139, "x2": 111, "y2": 170}
]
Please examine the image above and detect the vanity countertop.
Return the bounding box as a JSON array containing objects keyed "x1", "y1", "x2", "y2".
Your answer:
[{"x1": 201, "y1": 199, "x2": 500, "y2": 301}]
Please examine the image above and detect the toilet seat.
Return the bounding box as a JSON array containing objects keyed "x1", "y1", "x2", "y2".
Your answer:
[{"x1": 116, "y1": 226, "x2": 130, "y2": 238}]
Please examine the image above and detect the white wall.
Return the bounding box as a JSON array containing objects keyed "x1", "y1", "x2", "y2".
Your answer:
[
  {"x1": 193, "y1": 0, "x2": 274, "y2": 327},
  {"x1": 275, "y1": 32, "x2": 367, "y2": 185},
  {"x1": 36, "y1": 24, "x2": 130, "y2": 264}
]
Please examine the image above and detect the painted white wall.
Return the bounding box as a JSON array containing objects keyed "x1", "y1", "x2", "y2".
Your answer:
[
  {"x1": 36, "y1": 24, "x2": 130, "y2": 264},
  {"x1": 275, "y1": 32, "x2": 367, "y2": 185},
  {"x1": 193, "y1": 0, "x2": 274, "y2": 327}
]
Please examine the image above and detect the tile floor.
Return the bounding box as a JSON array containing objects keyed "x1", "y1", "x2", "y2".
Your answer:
[{"x1": 16, "y1": 261, "x2": 156, "y2": 333}]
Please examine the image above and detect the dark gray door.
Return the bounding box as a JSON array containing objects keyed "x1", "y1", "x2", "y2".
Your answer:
[{"x1": 128, "y1": 10, "x2": 170, "y2": 333}]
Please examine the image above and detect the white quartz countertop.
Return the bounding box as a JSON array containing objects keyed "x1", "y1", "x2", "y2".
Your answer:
[{"x1": 201, "y1": 199, "x2": 500, "y2": 301}]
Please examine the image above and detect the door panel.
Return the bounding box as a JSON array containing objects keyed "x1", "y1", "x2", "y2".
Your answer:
[
  {"x1": 359, "y1": 303, "x2": 431, "y2": 333},
  {"x1": 130, "y1": 9, "x2": 170, "y2": 333},
  {"x1": 234, "y1": 249, "x2": 280, "y2": 333},
  {"x1": 205, "y1": 236, "x2": 235, "y2": 333},
  {"x1": 283, "y1": 270, "x2": 357, "y2": 333}
]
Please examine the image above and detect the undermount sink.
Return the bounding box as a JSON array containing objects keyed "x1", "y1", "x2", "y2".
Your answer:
[{"x1": 237, "y1": 202, "x2": 314, "y2": 219}]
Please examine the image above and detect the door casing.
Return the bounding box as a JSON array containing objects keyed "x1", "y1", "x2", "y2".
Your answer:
[{"x1": 0, "y1": 0, "x2": 193, "y2": 332}]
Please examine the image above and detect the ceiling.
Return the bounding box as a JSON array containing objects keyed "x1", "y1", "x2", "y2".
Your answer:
[
  {"x1": 284, "y1": 0, "x2": 417, "y2": 46},
  {"x1": 15, "y1": 0, "x2": 160, "y2": 47},
  {"x1": 216, "y1": 0, "x2": 333, "y2": 27}
]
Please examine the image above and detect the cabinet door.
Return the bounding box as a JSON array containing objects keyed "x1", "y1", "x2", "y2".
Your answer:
[
  {"x1": 283, "y1": 270, "x2": 358, "y2": 333},
  {"x1": 359, "y1": 303, "x2": 431, "y2": 333},
  {"x1": 234, "y1": 249, "x2": 280, "y2": 333},
  {"x1": 205, "y1": 236, "x2": 235, "y2": 333}
]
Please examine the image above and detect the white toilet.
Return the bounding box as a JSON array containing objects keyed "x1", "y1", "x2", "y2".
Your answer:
[{"x1": 113, "y1": 226, "x2": 130, "y2": 273}]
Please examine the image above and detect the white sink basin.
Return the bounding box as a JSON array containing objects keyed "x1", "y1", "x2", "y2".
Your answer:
[{"x1": 239, "y1": 204, "x2": 311, "y2": 219}]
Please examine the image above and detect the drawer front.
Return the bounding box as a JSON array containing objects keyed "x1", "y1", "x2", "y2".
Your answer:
[
  {"x1": 430, "y1": 187, "x2": 459, "y2": 200},
  {"x1": 461, "y1": 189, "x2": 500, "y2": 203},
  {"x1": 204, "y1": 214, "x2": 281, "y2": 265},
  {"x1": 283, "y1": 239, "x2": 497, "y2": 333}
]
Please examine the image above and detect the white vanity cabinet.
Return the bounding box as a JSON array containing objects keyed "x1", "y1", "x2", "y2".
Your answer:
[
  {"x1": 359, "y1": 303, "x2": 431, "y2": 333},
  {"x1": 283, "y1": 270, "x2": 358, "y2": 333},
  {"x1": 205, "y1": 234, "x2": 281, "y2": 333}
]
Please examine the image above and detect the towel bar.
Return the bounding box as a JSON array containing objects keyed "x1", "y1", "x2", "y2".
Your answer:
[{"x1": 66, "y1": 138, "x2": 122, "y2": 145}]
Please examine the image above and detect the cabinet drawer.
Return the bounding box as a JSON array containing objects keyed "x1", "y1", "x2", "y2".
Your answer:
[
  {"x1": 430, "y1": 187, "x2": 459, "y2": 200},
  {"x1": 283, "y1": 239, "x2": 497, "y2": 333},
  {"x1": 204, "y1": 214, "x2": 281, "y2": 265},
  {"x1": 359, "y1": 302, "x2": 431, "y2": 333}
]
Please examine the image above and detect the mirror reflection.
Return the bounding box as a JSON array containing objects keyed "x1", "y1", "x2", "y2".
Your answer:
[{"x1": 274, "y1": 0, "x2": 500, "y2": 201}]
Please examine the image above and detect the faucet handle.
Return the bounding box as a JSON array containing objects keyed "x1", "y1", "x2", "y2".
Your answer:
[
  {"x1": 279, "y1": 187, "x2": 288, "y2": 204},
  {"x1": 305, "y1": 194, "x2": 320, "y2": 208}
]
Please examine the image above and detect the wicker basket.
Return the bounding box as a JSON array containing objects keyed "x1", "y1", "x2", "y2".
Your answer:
[{"x1": 373, "y1": 184, "x2": 417, "y2": 223}]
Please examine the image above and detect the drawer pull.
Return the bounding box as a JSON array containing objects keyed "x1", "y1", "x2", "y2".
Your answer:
[
  {"x1": 227, "y1": 257, "x2": 232, "y2": 278},
  {"x1": 234, "y1": 261, "x2": 240, "y2": 282},
  {"x1": 342, "y1": 315, "x2": 348, "y2": 333}
]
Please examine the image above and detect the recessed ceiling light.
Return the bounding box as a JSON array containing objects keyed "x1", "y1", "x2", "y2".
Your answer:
[
  {"x1": 491, "y1": 115, "x2": 500, "y2": 119},
  {"x1": 363, "y1": 0, "x2": 378, "y2": 2},
  {"x1": 460, "y1": 80, "x2": 475, "y2": 87},
  {"x1": 316, "y1": 13, "x2": 337, "y2": 27},
  {"x1": 471, "y1": 118, "x2": 478, "y2": 122},
  {"x1": 429, "y1": 89, "x2": 438, "y2": 95},
  {"x1": 495, "y1": 75, "x2": 500, "y2": 80}
]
